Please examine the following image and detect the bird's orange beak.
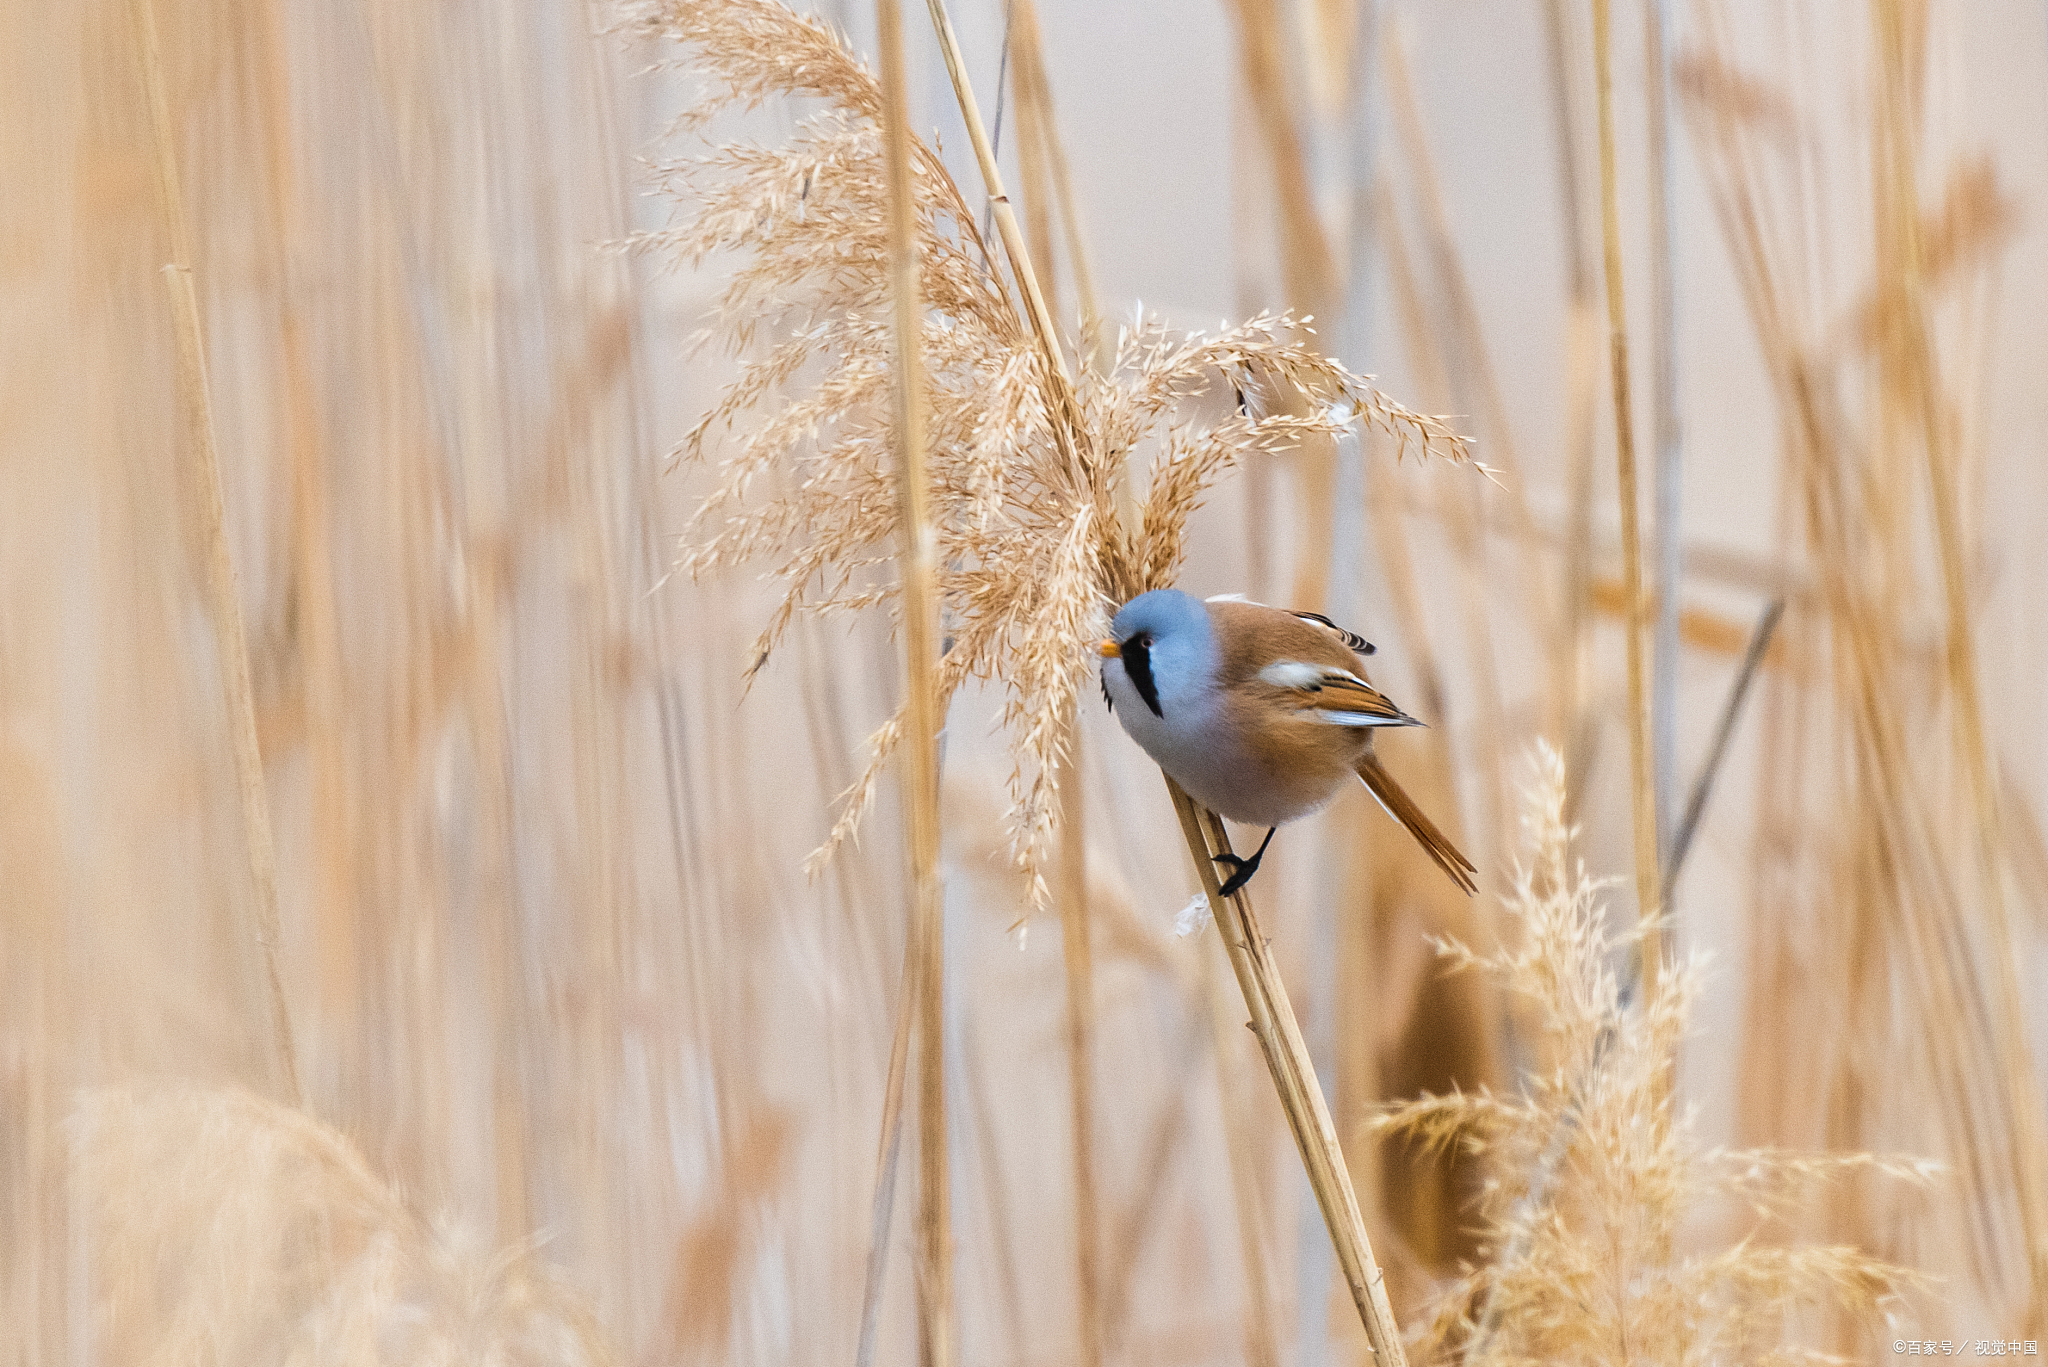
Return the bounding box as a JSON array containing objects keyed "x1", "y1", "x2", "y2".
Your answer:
[{"x1": 1097, "y1": 639, "x2": 1121, "y2": 659}]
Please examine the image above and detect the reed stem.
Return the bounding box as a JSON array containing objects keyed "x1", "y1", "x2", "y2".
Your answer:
[
  {"x1": 1223, "y1": 0, "x2": 1338, "y2": 312},
  {"x1": 1200, "y1": 942, "x2": 1281, "y2": 1367},
  {"x1": 876, "y1": 2, "x2": 952, "y2": 1363},
  {"x1": 1540, "y1": 0, "x2": 1602, "y2": 801},
  {"x1": 1663, "y1": 596, "x2": 1782, "y2": 904},
  {"x1": 1004, "y1": 0, "x2": 1102, "y2": 363},
  {"x1": 922, "y1": 0, "x2": 1079, "y2": 425},
  {"x1": 1165, "y1": 777, "x2": 1408, "y2": 1365},
  {"x1": 1871, "y1": 0, "x2": 2048, "y2": 1319},
  {"x1": 1056, "y1": 716, "x2": 1102, "y2": 1367},
  {"x1": 1645, "y1": 0, "x2": 1683, "y2": 875},
  {"x1": 1591, "y1": 0, "x2": 1663, "y2": 976}
]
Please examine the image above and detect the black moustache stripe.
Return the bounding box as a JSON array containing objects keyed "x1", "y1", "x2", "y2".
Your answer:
[{"x1": 1123, "y1": 637, "x2": 1164, "y2": 718}]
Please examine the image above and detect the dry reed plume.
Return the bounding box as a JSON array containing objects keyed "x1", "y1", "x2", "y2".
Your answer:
[
  {"x1": 1379, "y1": 744, "x2": 1927, "y2": 1365},
  {"x1": 622, "y1": 0, "x2": 1465, "y2": 911}
]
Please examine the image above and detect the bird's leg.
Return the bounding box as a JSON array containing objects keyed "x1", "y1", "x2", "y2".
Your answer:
[{"x1": 1213, "y1": 826, "x2": 1278, "y2": 898}]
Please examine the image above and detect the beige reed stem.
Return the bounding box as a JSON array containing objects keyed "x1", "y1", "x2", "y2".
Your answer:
[
  {"x1": 876, "y1": 2, "x2": 952, "y2": 1364},
  {"x1": 1055, "y1": 717, "x2": 1103, "y2": 1367},
  {"x1": 1166, "y1": 778, "x2": 1408, "y2": 1364},
  {"x1": 1005, "y1": 0, "x2": 1103, "y2": 363},
  {"x1": 1591, "y1": 0, "x2": 1663, "y2": 976},
  {"x1": 129, "y1": 0, "x2": 303, "y2": 1109}
]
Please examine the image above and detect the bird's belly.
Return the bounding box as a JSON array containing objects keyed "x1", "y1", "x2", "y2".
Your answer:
[{"x1": 1179, "y1": 740, "x2": 1356, "y2": 826}]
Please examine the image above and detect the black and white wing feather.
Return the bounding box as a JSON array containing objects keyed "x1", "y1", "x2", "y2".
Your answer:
[
  {"x1": 1288, "y1": 611, "x2": 1376, "y2": 655},
  {"x1": 1255, "y1": 660, "x2": 1420, "y2": 728}
]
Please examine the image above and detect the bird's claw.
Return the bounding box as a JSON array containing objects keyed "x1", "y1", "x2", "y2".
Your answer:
[
  {"x1": 1212, "y1": 827, "x2": 1278, "y2": 898},
  {"x1": 1215, "y1": 859, "x2": 1258, "y2": 898}
]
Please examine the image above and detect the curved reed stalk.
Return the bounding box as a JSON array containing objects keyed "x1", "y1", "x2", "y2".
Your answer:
[{"x1": 1165, "y1": 779, "x2": 1409, "y2": 1366}]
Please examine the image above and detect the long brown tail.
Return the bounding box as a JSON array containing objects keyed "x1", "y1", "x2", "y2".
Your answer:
[{"x1": 1355, "y1": 750, "x2": 1479, "y2": 895}]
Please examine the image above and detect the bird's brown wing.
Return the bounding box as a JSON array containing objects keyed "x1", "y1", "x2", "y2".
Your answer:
[
  {"x1": 1356, "y1": 750, "x2": 1479, "y2": 895},
  {"x1": 1252, "y1": 658, "x2": 1420, "y2": 727},
  {"x1": 1305, "y1": 669, "x2": 1417, "y2": 726}
]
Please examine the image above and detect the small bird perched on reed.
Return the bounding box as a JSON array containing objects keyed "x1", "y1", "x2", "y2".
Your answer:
[{"x1": 1098, "y1": 588, "x2": 1477, "y2": 897}]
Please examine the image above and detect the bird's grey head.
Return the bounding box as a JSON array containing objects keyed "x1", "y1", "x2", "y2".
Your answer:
[{"x1": 1104, "y1": 589, "x2": 1215, "y2": 719}]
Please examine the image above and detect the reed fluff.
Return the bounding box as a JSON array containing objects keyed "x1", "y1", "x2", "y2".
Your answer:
[
  {"x1": 622, "y1": 0, "x2": 1464, "y2": 909},
  {"x1": 1377, "y1": 744, "x2": 1927, "y2": 1364}
]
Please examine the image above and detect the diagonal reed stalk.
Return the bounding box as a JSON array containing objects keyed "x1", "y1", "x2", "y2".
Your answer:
[
  {"x1": 1663, "y1": 596, "x2": 1782, "y2": 904},
  {"x1": 1004, "y1": 0, "x2": 1102, "y2": 362},
  {"x1": 128, "y1": 0, "x2": 302, "y2": 1110},
  {"x1": 922, "y1": 0, "x2": 1081, "y2": 448},
  {"x1": 1166, "y1": 778, "x2": 1409, "y2": 1366},
  {"x1": 1591, "y1": 0, "x2": 1663, "y2": 979},
  {"x1": 876, "y1": 2, "x2": 951, "y2": 1363}
]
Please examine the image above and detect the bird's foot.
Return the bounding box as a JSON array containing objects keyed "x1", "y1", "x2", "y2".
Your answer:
[
  {"x1": 1213, "y1": 827, "x2": 1278, "y2": 898},
  {"x1": 1215, "y1": 861, "x2": 1258, "y2": 897}
]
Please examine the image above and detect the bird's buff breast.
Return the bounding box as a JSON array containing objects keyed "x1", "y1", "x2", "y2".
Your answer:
[{"x1": 1107, "y1": 670, "x2": 1363, "y2": 827}]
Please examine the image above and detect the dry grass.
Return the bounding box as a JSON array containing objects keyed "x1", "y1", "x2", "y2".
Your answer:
[
  {"x1": 630, "y1": 4, "x2": 1465, "y2": 1358},
  {"x1": 6, "y1": 0, "x2": 2045, "y2": 1361},
  {"x1": 1680, "y1": 10, "x2": 2048, "y2": 1334}
]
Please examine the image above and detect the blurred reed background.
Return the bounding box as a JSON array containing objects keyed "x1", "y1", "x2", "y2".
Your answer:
[{"x1": 5, "y1": 0, "x2": 2048, "y2": 1361}]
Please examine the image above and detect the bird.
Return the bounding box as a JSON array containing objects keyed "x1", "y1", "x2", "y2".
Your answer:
[{"x1": 1097, "y1": 588, "x2": 1477, "y2": 898}]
